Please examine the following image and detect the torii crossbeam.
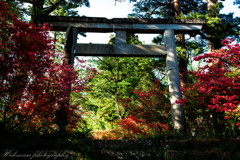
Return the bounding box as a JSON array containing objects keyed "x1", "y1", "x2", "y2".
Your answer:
[{"x1": 37, "y1": 16, "x2": 205, "y2": 133}]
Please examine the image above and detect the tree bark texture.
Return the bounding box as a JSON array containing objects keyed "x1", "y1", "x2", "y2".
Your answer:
[{"x1": 173, "y1": 0, "x2": 189, "y2": 89}]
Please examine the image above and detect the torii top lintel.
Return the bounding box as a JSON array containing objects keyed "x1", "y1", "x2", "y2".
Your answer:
[{"x1": 37, "y1": 16, "x2": 206, "y2": 34}]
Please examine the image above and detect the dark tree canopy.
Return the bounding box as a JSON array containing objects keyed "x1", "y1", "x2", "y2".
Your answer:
[
  {"x1": 8, "y1": 0, "x2": 90, "y2": 22},
  {"x1": 128, "y1": 0, "x2": 207, "y2": 18}
]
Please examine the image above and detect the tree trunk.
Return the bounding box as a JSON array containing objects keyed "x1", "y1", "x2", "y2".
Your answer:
[
  {"x1": 32, "y1": 0, "x2": 45, "y2": 24},
  {"x1": 174, "y1": 0, "x2": 181, "y2": 15},
  {"x1": 173, "y1": 0, "x2": 188, "y2": 89},
  {"x1": 207, "y1": 0, "x2": 219, "y2": 51},
  {"x1": 207, "y1": 0, "x2": 218, "y2": 10}
]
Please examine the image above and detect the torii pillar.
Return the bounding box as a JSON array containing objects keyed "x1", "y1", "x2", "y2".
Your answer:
[{"x1": 164, "y1": 29, "x2": 186, "y2": 133}]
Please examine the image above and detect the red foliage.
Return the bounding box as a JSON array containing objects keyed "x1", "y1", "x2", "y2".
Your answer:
[
  {"x1": 0, "y1": 2, "x2": 90, "y2": 133},
  {"x1": 178, "y1": 38, "x2": 240, "y2": 132},
  {"x1": 116, "y1": 82, "x2": 172, "y2": 139}
]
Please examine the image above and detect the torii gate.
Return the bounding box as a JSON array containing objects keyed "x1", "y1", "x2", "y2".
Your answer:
[{"x1": 37, "y1": 16, "x2": 205, "y2": 133}]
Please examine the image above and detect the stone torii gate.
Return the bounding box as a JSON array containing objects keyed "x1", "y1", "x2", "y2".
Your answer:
[{"x1": 37, "y1": 16, "x2": 205, "y2": 133}]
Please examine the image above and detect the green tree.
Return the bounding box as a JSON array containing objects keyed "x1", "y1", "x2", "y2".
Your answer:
[
  {"x1": 83, "y1": 56, "x2": 165, "y2": 130},
  {"x1": 129, "y1": 0, "x2": 239, "y2": 85},
  {"x1": 6, "y1": 0, "x2": 89, "y2": 54},
  {"x1": 128, "y1": 0, "x2": 207, "y2": 89},
  {"x1": 76, "y1": 34, "x2": 166, "y2": 130},
  {"x1": 10, "y1": 0, "x2": 90, "y2": 23},
  {"x1": 129, "y1": 0, "x2": 239, "y2": 68},
  {"x1": 128, "y1": 0, "x2": 207, "y2": 18}
]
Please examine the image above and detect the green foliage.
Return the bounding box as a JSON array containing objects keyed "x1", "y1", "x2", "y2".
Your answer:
[
  {"x1": 109, "y1": 33, "x2": 143, "y2": 45},
  {"x1": 129, "y1": 0, "x2": 207, "y2": 18},
  {"x1": 13, "y1": 0, "x2": 90, "y2": 22},
  {"x1": 82, "y1": 57, "x2": 164, "y2": 130},
  {"x1": 5, "y1": 1, "x2": 29, "y2": 20},
  {"x1": 180, "y1": 3, "x2": 240, "y2": 49},
  {"x1": 72, "y1": 34, "x2": 167, "y2": 132},
  {"x1": 49, "y1": 0, "x2": 88, "y2": 54}
]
